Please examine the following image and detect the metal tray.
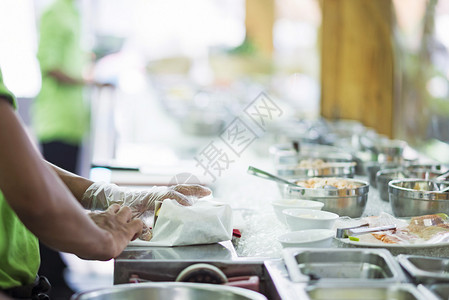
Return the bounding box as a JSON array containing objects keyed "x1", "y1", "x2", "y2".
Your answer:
[
  {"x1": 305, "y1": 283, "x2": 427, "y2": 300},
  {"x1": 397, "y1": 255, "x2": 449, "y2": 284},
  {"x1": 283, "y1": 248, "x2": 408, "y2": 284},
  {"x1": 114, "y1": 245, "x2": 282, "y2": 300},
  {"x1": 418, "y1": 283, "x2": 449, "y2": 300}
]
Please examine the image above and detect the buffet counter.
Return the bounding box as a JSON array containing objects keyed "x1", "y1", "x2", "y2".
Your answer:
[{"x1": 104, "y1": 145, "x2": 449, "y2": 300}]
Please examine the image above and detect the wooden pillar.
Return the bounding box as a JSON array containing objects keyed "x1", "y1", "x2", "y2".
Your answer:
[
  {"x1": 245, "y1": 0, "x2": 275, "y2": 57},
  {"x1": 320, "y1": 0, "x2": 395, "y2": 137}
]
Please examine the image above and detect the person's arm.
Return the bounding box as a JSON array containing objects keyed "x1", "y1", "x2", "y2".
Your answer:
[
  {"x1": 46, "y1": 162, "x2": 212, "y2": 212},
  {"x1": 46, "y1": 69, "x2": 84, "y2": 85},
  {"x1": 0, "y1": 292, "x2": 12, "y2": 300},
  {"x1": 0, "y1": 99, "x2": 142, "y2": 260},
  {"x1": 46, "y1": 161, "x2": 94, "y2": 202}
]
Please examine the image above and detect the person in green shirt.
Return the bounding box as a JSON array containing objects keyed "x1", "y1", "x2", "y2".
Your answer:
[
  {"x1": 33, "y1": 0, "x2": 90, "y2": 173},
  {"x1": 0, "y1": 67, "x2": 211, "y2": 299},
  {"x1": 32, "y1": 0, "x2": 99, "y2": 296}
]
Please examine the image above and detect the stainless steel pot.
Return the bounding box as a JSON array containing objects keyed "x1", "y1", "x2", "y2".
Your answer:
[
  {"x1": 276, "y1": 152, "x2": 356, "y2": 178},
  {"x1": 282, "y1": 178, "x2": 369, "y2": 217},
  {"x1": 71, "y1": 282, "x2": 267, "y2": 300},
  {"x1": 374, "y1": 139, "x2": 407, "y2": 163},
  {"x1": 388, "y1": 179, "x2": 449, "y2": 217},
  {"x1": 376, "y1": 168, "x2": 407, "y2": 202},
  {"x1": 366, "y1": 162, "x2": 402, "y2": 188},
  {"x1": 377, "y1": 165, "x2": 448, "y2": 203}
]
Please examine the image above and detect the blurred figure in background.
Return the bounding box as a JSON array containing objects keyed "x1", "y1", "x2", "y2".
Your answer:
[
  {"x1": 33, "y1": 0, "x2": 89, "y2": 174},
  {"x1": 32, "y1": 0, "x2": 90, "y2": 298}
]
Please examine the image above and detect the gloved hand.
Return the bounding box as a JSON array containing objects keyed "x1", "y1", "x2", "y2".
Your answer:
[
  {"x1": 87, "y1": 204, "x2": 143, "y2": 259},
  {"x1": 81, "y1": 182, "x2": 212, "y2": 215}
]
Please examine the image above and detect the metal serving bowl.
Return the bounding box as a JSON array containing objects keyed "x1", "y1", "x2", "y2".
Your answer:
[
  {"x1": 71, "y1": 282, "x2": 267, "y2": 300},
  {"x1": 376, "y1": 168, "x2": 407, "y2": 202},
  {"x1": 366, "y1": 162, "x2": 402, "y2": 188},
  {"x1": 376, "y1": 164, "x2": 448, "y2": 202},
  {"x1": 276, "y1": 153, "x2": 356, "y2": 178},
  {"x1": 388, "y1": 179, "x2": 449, "y2": 217},
  {"x1": 270, "y1": 144, "x2": 353, "y2": 166},
  {"x1": 282, "y1": 178, "x2": 369, "y2": 218},
  {"x1": 404, "y1": 164, "x2": 448, "y2": 179},
  {"x1": 374, "y1": 139, "x2": 407, "y2": 163}
]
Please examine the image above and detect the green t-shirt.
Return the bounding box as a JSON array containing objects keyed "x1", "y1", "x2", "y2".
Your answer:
[
  {"x1": 32, "y1": 0, "x2": 89, "y2": 145},
  {"x1": 0, "y1": 70, "x2": 40, "y2": 289}
]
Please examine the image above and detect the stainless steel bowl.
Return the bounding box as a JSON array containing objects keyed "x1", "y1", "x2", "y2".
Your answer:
[
  {"x1": 376, "y1": 168, "x2": 407, "y2": 202},
  {"x1": 71, "y1": 282, "x2": 267, "y2": 300},
  {"x1": 282, "y1": 178, "x2": 369, "y2": 217},
  {"x1": 376, "y1": 165, "x2": 447, "y2": 202},
  {"x1": 271, "y1": 144, "x2": 353, "y2": 166},
  {"x1": 388, "y1": 179, "x2": 449, "y2": 217},
  {"x1": 404, "y1": 164, "x2": 448, "y2": 180},
  {"x1": 374, "y1": 139, "x2": 407, "y2": 163},
  {"x1": 366, "y1": 162, "x2": 402, "y2": 188},
  {"x1": 277, "y1": 163, "x2": 356, "y2": 178},
  {"x1": 276, "y1": 153, "x2": 356, "y2": 178}
]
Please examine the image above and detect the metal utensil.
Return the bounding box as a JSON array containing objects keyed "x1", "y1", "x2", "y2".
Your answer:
[
  {"x1": 435, "y1": 170, "x2": 449, "y2": 181},
  {"x1": 432, "y1": 169, "x2": 449, "y2": 191},
  {"x1": 336, "y1": 224, "x2": 397, "y2": 238},
  {"x1": 247, "y1": 166, "x2": 301, "y2": 187},
  {"x1": 336, "y1": 223, "x2": 369, "y2": 238}
]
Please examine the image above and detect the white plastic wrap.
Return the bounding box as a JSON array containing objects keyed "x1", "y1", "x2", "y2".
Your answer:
[{"x1": 130, "y1": 199, "x2": 233, "y2": 247}]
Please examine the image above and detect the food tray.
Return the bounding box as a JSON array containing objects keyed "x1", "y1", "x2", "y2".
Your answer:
[
  {"x1": 397, "y1": 255, "x2": 449, "y2": 284},
  {"x1": 305, "y1": 283, "x2": 427, "y2": 300},
  {"x1": 418, "y1": 283, "x2": 449, "y2": 300},
  {"x1": 282, "y1": 248, "x2": 407, "y2": 284}
]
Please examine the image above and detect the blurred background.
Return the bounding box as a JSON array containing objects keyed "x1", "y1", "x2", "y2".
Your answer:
[{"x1": 1, "y1": 0, "x2": 449, "y2": 295}]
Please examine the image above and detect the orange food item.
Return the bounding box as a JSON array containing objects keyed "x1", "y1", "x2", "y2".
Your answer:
[{"x1": 371, "y1": 232, "x2": 401, "y2": 244}]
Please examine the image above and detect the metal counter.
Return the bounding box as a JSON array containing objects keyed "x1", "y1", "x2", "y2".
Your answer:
[{"x1": 111, "y1": 153, "x2": 448, "y2": 299}]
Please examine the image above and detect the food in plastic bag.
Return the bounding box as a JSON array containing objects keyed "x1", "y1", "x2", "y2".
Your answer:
[{"x1": 357, "y1": 213, "x2": 449, "y2": 245}]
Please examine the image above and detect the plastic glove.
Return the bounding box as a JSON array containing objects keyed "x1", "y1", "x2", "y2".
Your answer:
[{"x1": 81, "y1": 182, "x2": 212, "y2": 214}]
